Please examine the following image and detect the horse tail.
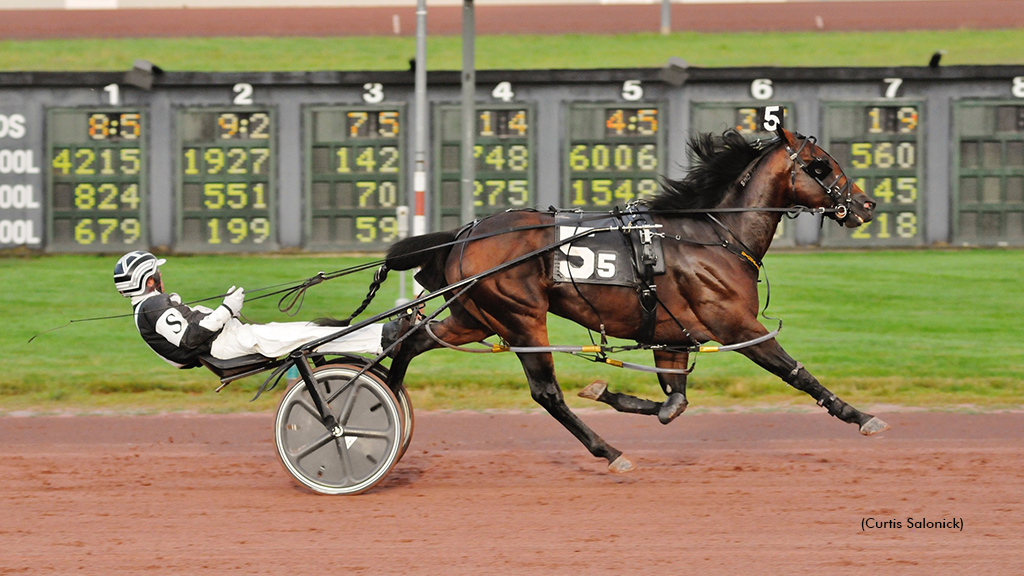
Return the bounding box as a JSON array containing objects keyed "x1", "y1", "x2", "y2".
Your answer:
[{"x1": 385, "y1": 230, "x2": 458, "y2": 291}]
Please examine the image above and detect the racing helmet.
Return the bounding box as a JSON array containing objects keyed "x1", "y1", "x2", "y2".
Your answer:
[{"x1": 113, "y1": 251, "x2": 166, "y2": 297}]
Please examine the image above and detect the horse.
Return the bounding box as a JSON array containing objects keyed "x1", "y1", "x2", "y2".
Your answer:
[{"x1": 380, "y1": 127, "x2": 885, "y2": 472}]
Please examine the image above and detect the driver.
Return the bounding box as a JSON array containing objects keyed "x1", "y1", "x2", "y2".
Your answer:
[{"x1": 114, "y1": 250, "x2": 405, "y2": 369}]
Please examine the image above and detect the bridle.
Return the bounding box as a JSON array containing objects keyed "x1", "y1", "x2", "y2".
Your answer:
[{"x1": 783, "y1": 133, "x2": 861, "y2": 223}]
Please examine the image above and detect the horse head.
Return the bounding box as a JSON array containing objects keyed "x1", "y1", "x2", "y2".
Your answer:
[{"x1": 776, "y1": 127, "x2": 876, "y2": 228}]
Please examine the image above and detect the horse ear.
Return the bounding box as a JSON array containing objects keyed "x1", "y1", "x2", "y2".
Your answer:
[{"x1": 776, "y1": 126, "x2": 794, "y2": 146}]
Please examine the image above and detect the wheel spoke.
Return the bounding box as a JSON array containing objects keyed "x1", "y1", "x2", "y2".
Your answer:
[
  {"x1": 291, "y1": 431, "x2": 333, "y2": 459},
  {"x1": 294, "y1": 397, "x2": 320, "y2": 420},
  {"x1": 335, "y1": 437, "x2": 354, "y2": 483},
  {"x1": 337, "y1": 382, "x2": 365, "y2": 426},
  {"x1": 343, "y1": 427, "x2": 391, "y2": 440}
]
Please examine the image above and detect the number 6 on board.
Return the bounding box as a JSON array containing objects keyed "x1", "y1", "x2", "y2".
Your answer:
[{"x1": 763, "y1": 106, "x2": 782, "y2": 131}]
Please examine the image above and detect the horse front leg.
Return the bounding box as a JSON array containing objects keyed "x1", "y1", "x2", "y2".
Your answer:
[
  {"x1": 733, "y1": 329, "x2": 890, "y2": 435},
  {"x1": 518, "y1": 351, "x2": 635, "y2": 473},
  {"x1": 576, "y1": 349, "x2": 689, "y2": 424}
]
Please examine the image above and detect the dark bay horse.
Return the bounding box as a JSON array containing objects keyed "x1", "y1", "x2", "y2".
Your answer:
[{"x1": 382, "y1": 127, "x2": 886, "y2": 472}]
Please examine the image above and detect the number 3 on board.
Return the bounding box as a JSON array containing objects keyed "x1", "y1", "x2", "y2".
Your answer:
[{"x1": 763, "y1": 106, "x2": 783, "y2": 132}]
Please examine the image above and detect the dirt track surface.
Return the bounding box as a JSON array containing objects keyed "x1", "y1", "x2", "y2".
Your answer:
[
  {"x1": 3, "y1": 1, "x2": 1024, "y2": 39},
  {"x1": 2, "y1": 410, "x2": 1022, "y2": 574}
]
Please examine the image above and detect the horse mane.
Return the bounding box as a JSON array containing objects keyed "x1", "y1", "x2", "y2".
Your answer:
[{"x1": 645, "y1": 130, "x2": 771, "y2": 213}]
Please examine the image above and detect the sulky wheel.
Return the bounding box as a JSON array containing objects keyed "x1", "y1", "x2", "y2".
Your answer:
[{"x1": 275, "y1": 364, "x2": 403, "y2": 495}]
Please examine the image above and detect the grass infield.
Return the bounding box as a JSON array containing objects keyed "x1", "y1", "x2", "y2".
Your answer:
[
  {"x1": 1, "y1": 249, "x2": 1021, "y2": 414},
  {"x1": 0, "y1": 30, "x2": 1023, "y2": 72}
]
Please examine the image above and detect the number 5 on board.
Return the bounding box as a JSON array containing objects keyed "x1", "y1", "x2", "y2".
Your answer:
[{"x1": 763, "y1": 106, "x2": 783, "y2": 131}]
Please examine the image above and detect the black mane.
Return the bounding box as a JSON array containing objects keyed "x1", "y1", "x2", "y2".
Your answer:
[{"x1": 646, "y1": 130, "x2": 769, "y2": 212}]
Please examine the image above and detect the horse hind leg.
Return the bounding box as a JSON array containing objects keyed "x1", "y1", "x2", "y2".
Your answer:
[
  {"x1": 519, "y1": 352, "x2": 635, "y2": 473},
  {"x1": 577, "y1": 350, "x2": 690, "y2": 425}
]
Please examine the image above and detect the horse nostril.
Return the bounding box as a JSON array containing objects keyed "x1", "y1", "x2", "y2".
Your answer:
[{"x1": 865, "y1": 201, "x2": 875, "y2": 211}]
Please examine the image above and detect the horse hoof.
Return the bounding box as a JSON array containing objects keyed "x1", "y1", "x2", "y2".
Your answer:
[
  {"x1": 658, "y1": 393, "x2": 688, "y2": 425},
  {"x1": 578, "y1": 380, "x2": 608, "y2": 401},
  {"x1": 608, "y1": 455, "x2": 636, "y2": 473},
  {"x1": 859, "y1": 416, "x2": 891, "y2": 436}
]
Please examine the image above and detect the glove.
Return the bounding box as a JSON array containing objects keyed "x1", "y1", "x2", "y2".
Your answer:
[{"x1": 222, "y1": 286, "x2": 245, "y2": 317}]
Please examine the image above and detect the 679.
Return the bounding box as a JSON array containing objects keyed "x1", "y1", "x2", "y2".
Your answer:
[{"x1": 73, "y1": 217, "x2": 142, "y2": 245}]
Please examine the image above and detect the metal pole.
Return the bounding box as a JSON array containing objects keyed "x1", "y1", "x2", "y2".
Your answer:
[
  {"x1": 660, "y1": 0, "x2": 671, "y2": 35},
  {"x1": 461, "y1": 0, "x2": 476, "y2": 225},
  {"x1": 413, "y1": 0, "x2": 428, "y2": 240},
  {"x1": 410, "y1": 0, "x2": 429, "y2": 296}
]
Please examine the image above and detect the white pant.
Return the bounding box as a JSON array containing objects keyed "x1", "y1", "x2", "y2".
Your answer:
[{"x1": 210, "y1": 318, "x2": 384, "y2": 360}]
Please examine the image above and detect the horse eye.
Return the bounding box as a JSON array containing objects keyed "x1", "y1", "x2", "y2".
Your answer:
[{"x1": 806, "y1": 159, "x2": 833, "y2": 178}]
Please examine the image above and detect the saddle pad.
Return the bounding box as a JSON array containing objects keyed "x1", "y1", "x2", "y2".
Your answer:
[{"x1": 551, "y1": 213, "x2": 665, "y2": 287}]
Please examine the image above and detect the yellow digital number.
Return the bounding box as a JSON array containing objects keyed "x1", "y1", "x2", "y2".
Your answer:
[
  {"x1": 227, "y1": 148, "x2": 248, "y2": 174},
  {"x1": 613, "y1": 180, "x2": 633, "y2": 203},
  {"x1": 897, "y1": 107, "x2": 918, "y2": 134},
  {"x1": 250, "y1": 218, "x2": 270, "y2": 243},
  {"x1": 570, "y1": 180, "x2": 587, "y2": 205},
  {"x1": 120, "y1": 148, "x2": 141, "y2": 175},
  {"x1": 851, "y1": 143, "x2": 872, "y2": 169},
  {"x1": 867, "y1": 107, "x2": 883, "y2": 134},
  {"x1": 251, "y1": 148, "x2": 270, "y2": 174},
  {"x1": 355, "y1": 216, "x2": 377, "y2": 243},
  {"x1": 218, "y1": 113, "x2": 239, "y2": 139},
  {"x1": 485, "y1": 180, "x2": 506, "y2": 206},
  {"x1": 378, "y1": 111, "x2": 400, "y2": 138},
  {"x1": 478, "y1": 110, "x2": 494, "y2": 137},
  {"x1": 591, "y1": 145, "x2": 610, "y2": 171},
  {"x1": 74, "y1": 184, "x2": 96, "y2": 210},
  {"x1": 205, "y1": 148, "x2": 225, "y2": 175},
  {"x1": 121, "y1": 218, "x2": 141, "y2": 243},
  {"x1": 637, "y1": 109, "x2": 658, "y2": 135},
  {"x1": 508, "y1": 180, "x2": 528, "y2": 206},
  {"x1": 896, "y1": 177, "x2": 917, "y2": 203},
  {"x1": 74, "y1": 219, "x2": 96, "y2": 244},
  {"x1": 252, "y1": 183, "x2": 268, "y2": 209},
  {"x1": 380, "y1": 146, "x2": 399, "y2": 173},
  {"x1": 336, "y1": 147, "x2": 351, "y2": 173},
  {"x1": 98, "y1": 218, "x2": 119, "y2": 243},
  {"x1": 356, "y1": 182, "x2": 376, "y2": 208},
  {"x1": 378, "y1": 216, "x2": 398, "y2": 242},
  {"x1": 613, "y1": 145, "x2": 633, "y2": 171},
  {"x1": 75, "y1": 149, "x2": 96, "y2": 175},
  {"x1": 637, "y1": 179, "x2": 658, "y2": 200},
  {"x1": 873, "y1": 178, "x2": 894, "y2": 203},
  {"x1": 379, "y1": 182, "x2": 397, "y2": 207},
  {"x1": 569, "y1": 145, "x2": 589, "y2": 171},
  {"x1": 183, "y1": 149, "x2": 200, "y2": 175},
  {"x1": 204, "y1": 183, "x2": 226, "y2": 209},
  {"x1": 591, "y1": 179, "x2": 613, "y2": 205},
  {"x1": 207, "y1": 219, "x2": 221, "y2": 244},
  {"x1": 88, "y1": 114, "x2": 110, "y2": 140},
  {"x1": 508, "y1": 110, "x2": 528, "y2": 136},
  {"x1": 637, "y1": 145, "x2": 657, "y2": 170},
  {"x1": 250, "y1": 113, "x2": 271, "y2": 139},
  {"x1": 120, "y1": 113, "x2": 141, "y2": 140},
  {"x1": 98, "y1": 183, "x2": 119, "y2": 210},
  {"x1": 226, "y1": 182, "x2": 248, "y2": 209},
  {"x1": 484, "y1": 146, "x2": 505, "y2": 171},
  {"x1": 121, "y1": 184, "x2": 141, "y2": 210},
  {"x1": 52, "y1": 149, "x2": 72, "y2": 175},
  {"x1": 508, "y1": 145, "x2": 528, "y2": 171},
  {"x1": 896, "y1": 212, "x2": 917, "y2": 238},
  {"x1": 356, "y1": 147, "x2": 376, "y2": 172},
  {"x1": 100, "y1": 149, "x2": 116, "y2": 175},
  {"x1": 348, "y1": 112, "x2": 368, "y2": 138},
  {"x1": 874, "y1": 143, "x2": 895, "y2": 168},
  {"x1": 227, "y1": 218, "x2": 248, "y2": 244},
  {"x1": 736, "y1": 108, "x2": 758, "y2": 133},
  {"x1": 605, "y1": 110, "x2": 626, "y2": 135}
]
